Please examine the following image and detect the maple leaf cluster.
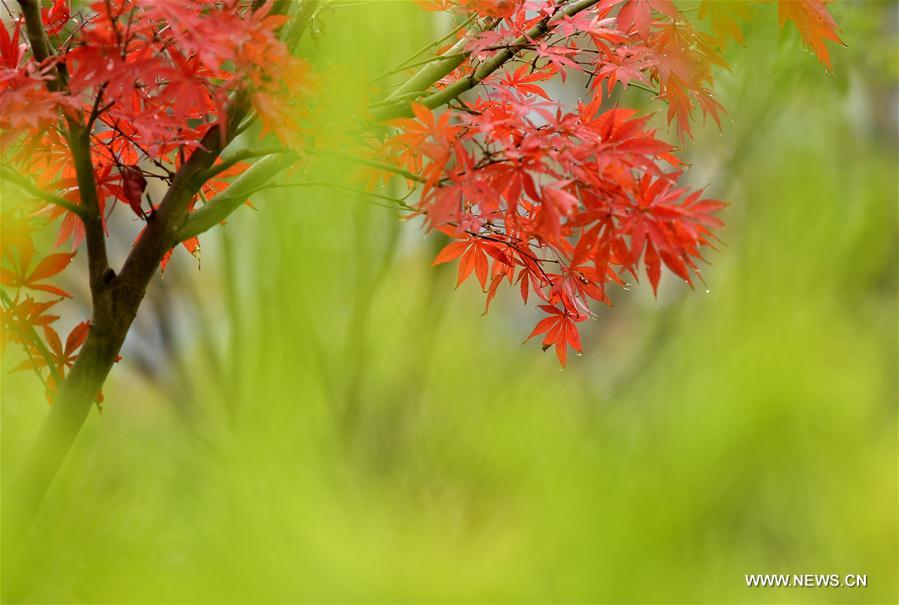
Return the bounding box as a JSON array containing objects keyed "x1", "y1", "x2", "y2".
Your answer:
[
  {"x1": 2, "y1": 0, "x2": 308, "y2": 246},
  {"x1": 382, "y1": 0, "x2": 842, "y2": 365},
  {"x1": 1, "y1": 202, "x2": 90, "y2": 402},
  {"x1": 1, "y1": 0, "x2": 310, "y2": 400},
  {"x1": 0, "y1": 0, "x2": 844, "y2": 395}
]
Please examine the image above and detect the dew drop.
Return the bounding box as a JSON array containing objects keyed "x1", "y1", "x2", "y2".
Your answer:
[
  {"x1": 576, "y1": 352, "x2": 583, "y2": 357},
  {"x1": 704, "y1": 288, "x2": 710, "y2": 294}
]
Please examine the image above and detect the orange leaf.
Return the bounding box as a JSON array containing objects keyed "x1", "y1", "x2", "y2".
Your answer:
[
  {"x1": 432, "y1": 241, "x2": 467, "y2": 265},
  {"x1": 28, "y1": 253, "x2": 74, "y2": 282},
  {"x1": 777, "y1": 0, "x2": 843, "y2": 69},
  {"x1": 65, "y1": 321, "x2": 90, "y2": 356}
]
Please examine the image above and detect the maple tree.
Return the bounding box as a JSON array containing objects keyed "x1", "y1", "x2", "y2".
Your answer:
[{"x1": 1, "y1": 0, "x2": 842, "y2": 532}]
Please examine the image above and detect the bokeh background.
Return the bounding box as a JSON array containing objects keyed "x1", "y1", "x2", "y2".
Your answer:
[{"x1": 2, "y1": 1, "x2": 896, "y2": 603}]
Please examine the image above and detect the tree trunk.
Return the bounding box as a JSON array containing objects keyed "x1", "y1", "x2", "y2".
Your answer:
[{"x1": 3, "y1": 288, "x2": 135, "y2": 553}]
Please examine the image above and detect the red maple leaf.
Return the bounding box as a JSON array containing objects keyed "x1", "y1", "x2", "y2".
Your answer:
[
  {"x1": 776, "y1": 0, "x2": 843, "y2": 69},
  {"x1": 527, "y1": 304, "x2": 585, "y2": 367},
  {"x1": 0, "y1": 251, "x2": 74, "y2": 298},
  {"x1": 602, "y1": 0, "x2": 678, "y2": 40}
]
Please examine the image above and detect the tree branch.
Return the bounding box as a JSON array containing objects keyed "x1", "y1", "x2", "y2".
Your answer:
[
  {"x1": 17, "y1": 0, "x2": 109, "y2": 296},
  {"x1": 200, "y1": 147, "x2": 285, "y2": 182},
  {"x1": 374, "y1": 15, "x2": 493, "y2": 109},
  {"x1": 17, "y1": 0, "x2": 67, "y2": 90},
  {"x1": 66, "y1": 124, "x2": 112, "y2": 298},
  {"x1": 115, "y1": 0, "x2": 326, "y2": 291},
  {"x1": 368, "y1": 14, "x2": 477, "y2": 84},
  {"x1": 371, "y1": 0, "x2": 601, "y2": 121},
  {"x1": 283, "y1": 0, "x2": 321, "y2": 54},
  {"x1": 0, "y1": 166, "x2": 86, "y2": 218},
  {"x1": 177, "y1": 153, "x2": 297, "y2": 241},
  {"x1": 317, "y1": 150, "x2": 426, "y2": 183},
  {"x1": 17, "y1": 0, "x2": 52, "y2": 63},
  {"x1": 114, "y1": 96, "x2": 250, "y2": 311}
]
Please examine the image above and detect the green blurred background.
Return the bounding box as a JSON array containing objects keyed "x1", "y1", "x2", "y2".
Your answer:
[{"x1": 2, "y1": 1, "x2": 896, "y2": 602}]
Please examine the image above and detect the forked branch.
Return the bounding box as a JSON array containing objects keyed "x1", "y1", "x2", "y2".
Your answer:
[{"x1": 370, "y1": 0, "x2": 602, "y2": 120}]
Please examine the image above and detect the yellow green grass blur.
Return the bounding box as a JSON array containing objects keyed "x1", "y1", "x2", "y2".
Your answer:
[{"x1": 1, "y1": 1, "x2": 896, "y2": 602}]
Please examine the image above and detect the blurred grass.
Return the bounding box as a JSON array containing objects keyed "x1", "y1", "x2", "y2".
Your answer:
[{"x1": 2, "y1": 1, "x2": 896, "y2": 603}]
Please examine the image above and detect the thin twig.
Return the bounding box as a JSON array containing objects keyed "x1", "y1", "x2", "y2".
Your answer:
[
  {"x1": 316, "y1": 150, "x2": 425, "y2": 183},
  {"x1": 0, "y1": 166, "x2": 86, "y2": 217}
]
